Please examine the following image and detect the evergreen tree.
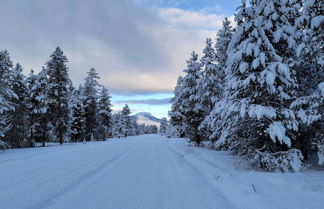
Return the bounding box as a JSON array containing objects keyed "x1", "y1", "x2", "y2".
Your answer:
[
  {"x1": 215, "y1": 17, "x2": 234, "y2": 70},
  {"x1": 83, "y1": 68, "x2": 100, "y2": 141},
  {"x1": 129, "y1": 118, "x2": 138, "y2": 136},
  {"x1": 197, "y1": 38, "x2": 223, "y2": 141},
  {"x1": 160, "y1": 117, "x2": 168, "y2": 135},
  {"x1": 121, "y1": 104, "x2": 131, "y2": 137},
  {"x1": 27, "y1": 68, "x2": 49, "y2": 145},
  {"x1": 169, "y1": 76, "x2": 186, "y2": 137},
  {"x1": 46, "y1": 47, "x2": 71, "y2": 144},
  {"x1": 0, "y1": 50, "x2": 15, "y2": 145},
  {"x1": 178, "y1": 52, "x2": 203, "y2": 145},
  {"x1": 7, "y1": 63, "x2": 29, "y2": 147},
  {"x1": 293, "y1": 0, "x2": 324, "y2": 161},
  {"x1": 197, "y1": 38, "x2": 218, "y2": 113},
  {"x1": 70, "y1": 85, "x2": 86, "y2": 142},
  {"x1": 112, "y1": 112, "x2": 124, "y2": 138},
  {"x1": 215, "y1": 0, "x2": 301, "y2": 172},
  {"x1": 207, "y1": 17, "x2": 234, "y2": 143},
  {"x1": 97, "y1": 86, "x2": 113, "y2": 140}
]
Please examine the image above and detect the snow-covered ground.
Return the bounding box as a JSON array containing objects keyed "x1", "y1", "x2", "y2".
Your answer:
[{"x1": 0, "y1": 135, "x2": 323, "y2": 209}]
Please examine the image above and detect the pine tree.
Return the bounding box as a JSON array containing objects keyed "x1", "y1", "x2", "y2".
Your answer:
[
  {"x1": 207, "y1": 17, "x2": 234, "y2": 144},
  {"x1": 83, "y1": 68, "x2": 100, "y2": 141},
  {"x1": 197, "y1": 38, "x2": 224, "y2": 141},
  {"x1": 160, "y1": 117, "x2": 168, "y2": 135},
  {"x1": 97, "y1": 86, "x2": 113, "y2": 140},
  {"x1": 197, "y1": 38, "x2": 218, "y2": 113},
  {"x1": 215, "y1": 0, "x2": 302, "y2": 172},
  {"x1": 215, "y1": 17, "x2": 234, "y2": 70},
  {"x1": 121, "y1": 104, "x2": 131, "y2": 137},
  {"x1": 169, "y1": 76, "x2": 186, "y2": 137},
  {"x1": 0, "y1": 50, "x2": 15, "y2": 145},
  {"x1": 27, "y1": 68, "x2": 49, "y2": 145},
  {"x1": 7, "y1": 63, "x2": 29, "y2": 147},
  {"x1": 70, "y1": 85, "x2": 86, "y2": 142},
  {"x1": 46, "y1": 47, "x2": 71, "y2": 144},
  {"x1": 129, "y1": 118, "x2": 138, "y2": 136},
  {"x1": 292, "y1": 0, "x2": 324, "y2": 161},
  {"x1": 178, "y1": 52, "x2": 203, "y2": 145},
  {"x1": 112, "y1": 112, "x2": 124, "y2": 138}
]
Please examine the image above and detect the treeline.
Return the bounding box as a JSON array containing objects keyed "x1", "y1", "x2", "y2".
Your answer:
[
  {"x1": 0, "y1": 47, "x2": 156, "y2": 149},
  {"x1": 168, "y1": 0, "x2": 323, "y2": 172}
]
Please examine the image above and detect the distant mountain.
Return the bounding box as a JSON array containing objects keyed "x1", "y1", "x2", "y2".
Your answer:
[{"x1": 131, "y1": 112, "x2": 162, "y2": 128}]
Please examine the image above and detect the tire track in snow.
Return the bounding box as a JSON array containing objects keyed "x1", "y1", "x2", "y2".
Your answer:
[
  {"x1": 24, "y1": 141, "x2": 140, "y2": 209},
  {"x1": 164, "y1": 144, "x2": 234, "y2": 209}
]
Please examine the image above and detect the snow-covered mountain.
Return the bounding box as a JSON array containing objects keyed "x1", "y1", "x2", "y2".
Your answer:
[{"x1": 131, "y1": 112, "x2": 162, "y2": 127}]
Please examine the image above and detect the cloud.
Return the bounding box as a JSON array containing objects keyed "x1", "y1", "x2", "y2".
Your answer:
[
  {"x1": 0, "y1": 0, "x2": 229, "y2": 94},
  {"x1": 115, "y1": 98, "x2": 171, "y2": 105},
  {"x1": 158, "y1": 8, "x2": 225, "y2": 30}
]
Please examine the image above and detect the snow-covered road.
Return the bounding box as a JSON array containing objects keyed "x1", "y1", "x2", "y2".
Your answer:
[{"x1": 1, "y1": 135, "x2": 323, "y2": 209}]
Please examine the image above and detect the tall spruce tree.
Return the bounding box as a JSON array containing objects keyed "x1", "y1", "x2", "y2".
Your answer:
[
  {"x1": 121, "y1": 104, "x2": 131, "y2": 137},
  {"x1": 207, "y1": 17, "x2": 234, "y2": 143},
  {"x1": 0, "y1": 50, "x2": 15, "y2": 145},
  {"x1": 46, "y1": 47, "x2": 71, "y2": 144},
  {"x1": 169, "y1": 76, "x2": 186, "y2": 137},
  {"x1": 178, "y1": 52, "x2": 203, "y2": 145},
  {"x1": 197, "y1": 38, "x2": 218, "y2": 113},
  {"x1": 7, "y1": 63, "x2": 29, "y2": 147},
  {"x1": 97, "y1": 86, "x2": 113, "y2": 140},
  {"x1": 70, "y1": 85, "x2": 86, "y2": 142},
  {"x1": 292, "y1": 0, "x2": 324, "y2": 161},
  {"x1": 27, "y1": 68, "x2": 49, "y2": 145},
  {"x1": 83, "y1": 68, "x2": 100, "y2": 141},
  {"x1": 160, "y1": 117, "x2": 168, "y2": 135},
  {"x1": 112, "y1": 112, "x2": 124, "y2": 138},
  {"x1": 215, "y1": 17, "x2": 234, "y2": 70},
  {"x1": 215, "y1": 0, "x2": 302, "y2": 172},
  {"x1": 197, "y1": 38, "x2": 224, "y2": 141}
]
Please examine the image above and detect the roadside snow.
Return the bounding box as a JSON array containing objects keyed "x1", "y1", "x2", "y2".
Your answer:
[{"x1": 0, "y1": 135, "x2": 323, "y2": 209}]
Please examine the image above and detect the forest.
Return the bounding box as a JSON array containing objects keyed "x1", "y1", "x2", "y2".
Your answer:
[
  {"x1": 0, "y1": 47, "x2": 158, "y2": 150},
  {"x1": 165, "y1": 0, "x2": 323, "y2": 172}
]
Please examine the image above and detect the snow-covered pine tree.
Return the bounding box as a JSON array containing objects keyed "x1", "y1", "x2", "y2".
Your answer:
[
  {"x1": 112, "y1": 112, "x2": 124, "y2": 138},
  {"x1": 160, "y1": 117, "x2": 168, "y2": 135},
  {"x1": 215, "y1": 17, "x2": 234, "y2": 71},
  {"x1": 97, "y1": 86, "x2": 113, "y2": 140},
  {"x1": 292, "y1": 0, "x2": 324, "y2": 161},
  {"x1": 0, "y1": 50, "x2": 15, "y2": 146},
  {"x1": 197, "y1": 38, "x2": 225, "y2": 141},
  {"x1": 136, "y1": 123, "x2": 146, "y2": 135},
  {"x1": 27, "y1": 68, "x2": 49, "y2": 145},
  {"x1": 26, "y1": 70, "x2": 38, "y2": 142},
  {"x1": 7, "y1": 63, "x2": 29, "y2": 147},
  {"x1": 46, "y1": 47, "x2": 71, "y2": 144},
  {"x1": 215, "y1": 0, "x2": 302, "y2": 172},
  {"x1": 70, "y1": 85, "x2": 86, "y2": 142},
  {"x1": 83, "y1": 68, "x2": 100, "y2": 141},
  {"x1": 177, "y1": 52, "x2": 203, "y2": 145},
  {"x1": 197, "y1": 38, "x2": 218, "y2": 113},
  {"x1": 207, "y1": 18, "x2": 234, "y2": 144},
  {"x1": 169, "y1": 76, "x2": 186, "y2": 137},
  {"x1": 129, "y1": 118, "x2": 137, "y2": 136},
  {"x1": 121, "y1": 104, "x2": 131, "y2": 137}
]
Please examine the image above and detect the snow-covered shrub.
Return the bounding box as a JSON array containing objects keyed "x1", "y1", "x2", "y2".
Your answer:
[
  {"x1": 253, "y1": 149, "x2": 304, "y2": 173},
  {"x1": 318, "y1": 142, "x2": 324, "y2": 166},
  {"x1": 0, "y1": 139, "x2": 7, "y2": 151}
]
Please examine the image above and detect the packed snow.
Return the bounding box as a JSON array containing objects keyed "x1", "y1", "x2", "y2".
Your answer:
[{"x1": 1, "y1": 134, "x2": 323, "y2": 209}]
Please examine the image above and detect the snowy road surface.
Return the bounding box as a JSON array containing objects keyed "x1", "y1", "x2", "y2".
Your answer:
[{"x1": 1, "y1": 135, "x2": 323, "y2": 209}]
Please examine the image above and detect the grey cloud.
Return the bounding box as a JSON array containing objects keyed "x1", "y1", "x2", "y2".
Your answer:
[
  {"x1": 0, "y1": 0, "x2": 168, "y2": 70},
  {"x1": 0, "y1": 0, "x2": 223, "y2": 95}
]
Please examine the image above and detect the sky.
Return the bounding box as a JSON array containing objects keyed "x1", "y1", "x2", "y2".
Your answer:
[{"x1": 0, "y1": 0, "x2": 240, "y2": 118}]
